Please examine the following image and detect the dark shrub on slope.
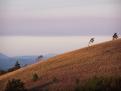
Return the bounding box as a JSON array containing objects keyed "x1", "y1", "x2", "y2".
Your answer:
[{"x1": 5, "y1": 79, "x2": 27, "y2": 91}]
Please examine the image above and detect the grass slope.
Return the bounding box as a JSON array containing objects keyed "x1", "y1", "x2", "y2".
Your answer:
[{"x1": 0, "y1": 39, "x2": 121, "y2": 91}]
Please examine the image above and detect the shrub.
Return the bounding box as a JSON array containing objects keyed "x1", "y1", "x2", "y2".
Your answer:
[
  {"x1": 32, "y1": 73, "x2": 39, "y2": 81},
  {"x1": 5, "y1": 78, "x2": 27, "y2": 91},
  {"x1": 53, "y1": 77, "x2": 58, "y2": 83},
  {"x1": 75, "y1": 78, "x2": 80, "y2": 85}
]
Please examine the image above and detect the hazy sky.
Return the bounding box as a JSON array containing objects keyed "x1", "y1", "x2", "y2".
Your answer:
[
  {"x1": 0, "y1": 0, "x2": 121, "y2": 36},
  {"x1": 0, "y1": 36, "x2": 112, "y2": 56},
  {"x1": 0, "y1": 0, "x2": 121, "y2": 56}
]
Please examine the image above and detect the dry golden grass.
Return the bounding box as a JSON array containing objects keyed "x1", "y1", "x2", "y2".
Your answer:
[{"x1": 0, "y1": 39, "x2": 121, "y2": 91}]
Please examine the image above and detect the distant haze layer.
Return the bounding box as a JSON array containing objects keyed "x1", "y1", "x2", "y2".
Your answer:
[{"x1": 0, "y1": 36, "x2": 112, "y2": 56}]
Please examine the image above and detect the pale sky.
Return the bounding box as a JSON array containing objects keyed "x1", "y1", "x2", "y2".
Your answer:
[
  {"x1": 0, "y1": 0, "x2": 121, "y2": 56},
  {"x1": 0, "y1": 0, "x2": 121, "y2": 36},
  {"x1": 0, "y1": 36, "x2": 112, "y2": 56}
]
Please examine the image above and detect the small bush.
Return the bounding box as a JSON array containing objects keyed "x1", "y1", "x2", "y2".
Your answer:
[
  {"x1": 5, "y1": 78, "x2": 27, "y2": 91},
  {"x1": 75, "y1": 78, "x2": 80, "y2": 85},
  {"x1": 32, "y1": 73, "x2": 39, "y2": 81},
  {"x1": 53, "y1": 77, "x2": 58, "y2": 83}
]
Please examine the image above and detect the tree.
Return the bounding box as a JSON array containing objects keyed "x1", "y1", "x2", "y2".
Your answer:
[
  {"x1": 8, "y1": 61, "x2": 21, "y2": 72},
  {"x1": 14, "y1": 61, "x2": 21, "y2": 69},
  {"x1": 113, "y1": 33, "x2": 118, "y2": 40},
  {"x1": 5, "y1": 79, "x2": 27, "y2": 91},
  {"x1": 36, "y1": 55, "x2": 43, "y2": 61}
]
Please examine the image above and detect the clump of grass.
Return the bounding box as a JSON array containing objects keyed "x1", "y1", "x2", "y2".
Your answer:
[{"x1": 52, "y1": 77, "x2": 58, "y2": 83}]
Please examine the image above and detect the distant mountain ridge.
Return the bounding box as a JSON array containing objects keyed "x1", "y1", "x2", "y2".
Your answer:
[
  {"x1": 0, "y1": 53, "x2": 15, "y2": 70},
  {"x1": 12, "y1": 56, "x2": 39, "y2": 67},
  {"x1": 0, "y1": 53, "x2": 56, "y2": 70},
  {"x1": 0, "y1": 53, "x2": 9, "y2": 58}
]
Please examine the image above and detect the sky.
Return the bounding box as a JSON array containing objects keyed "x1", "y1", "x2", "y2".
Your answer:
[
  {"x1": 0, "y1": 0, "x2": 121, "y2": 56},
  {"x1": 0, "y1": 36, "x2": 112, "y2": 56},
  {"x1": 0, "y1": 0, "x2": 121, "y2": 36}
]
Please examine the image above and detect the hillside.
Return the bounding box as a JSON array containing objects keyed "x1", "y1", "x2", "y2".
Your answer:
[{"x1": 0, "y1": 39, "x2": 121, "y2": 91}]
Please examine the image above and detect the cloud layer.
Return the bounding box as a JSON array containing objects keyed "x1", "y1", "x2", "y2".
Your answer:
[{"x1": 0, "y1": 0, "x2": 121, "y2": 36}]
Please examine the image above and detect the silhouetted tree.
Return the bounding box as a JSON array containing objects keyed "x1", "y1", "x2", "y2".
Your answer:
[
  {"x1": 113, "y1": 33, "x2": 118, "y2": 40},
  {"x1": 36, "y1": 55, "x2": 43, "y2": 61},
  {"x1": 14, "y1": 61, "x2": 21, "y2": 69},
  {"x1": 88, "y1": 38, "x2": 95, "y2": 46},
  {"x1": 8, "y1": 60, "x2": 21, "y2": 72}
]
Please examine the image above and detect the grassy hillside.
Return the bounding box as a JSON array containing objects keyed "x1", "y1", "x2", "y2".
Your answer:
[{"x1": 0, "y1": 39, "x2": 121, "y2": 91}]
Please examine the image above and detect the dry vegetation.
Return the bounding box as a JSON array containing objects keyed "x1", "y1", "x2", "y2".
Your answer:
[{"x1": 0, "y1": 39, "x2": 121, "y2": 91}]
